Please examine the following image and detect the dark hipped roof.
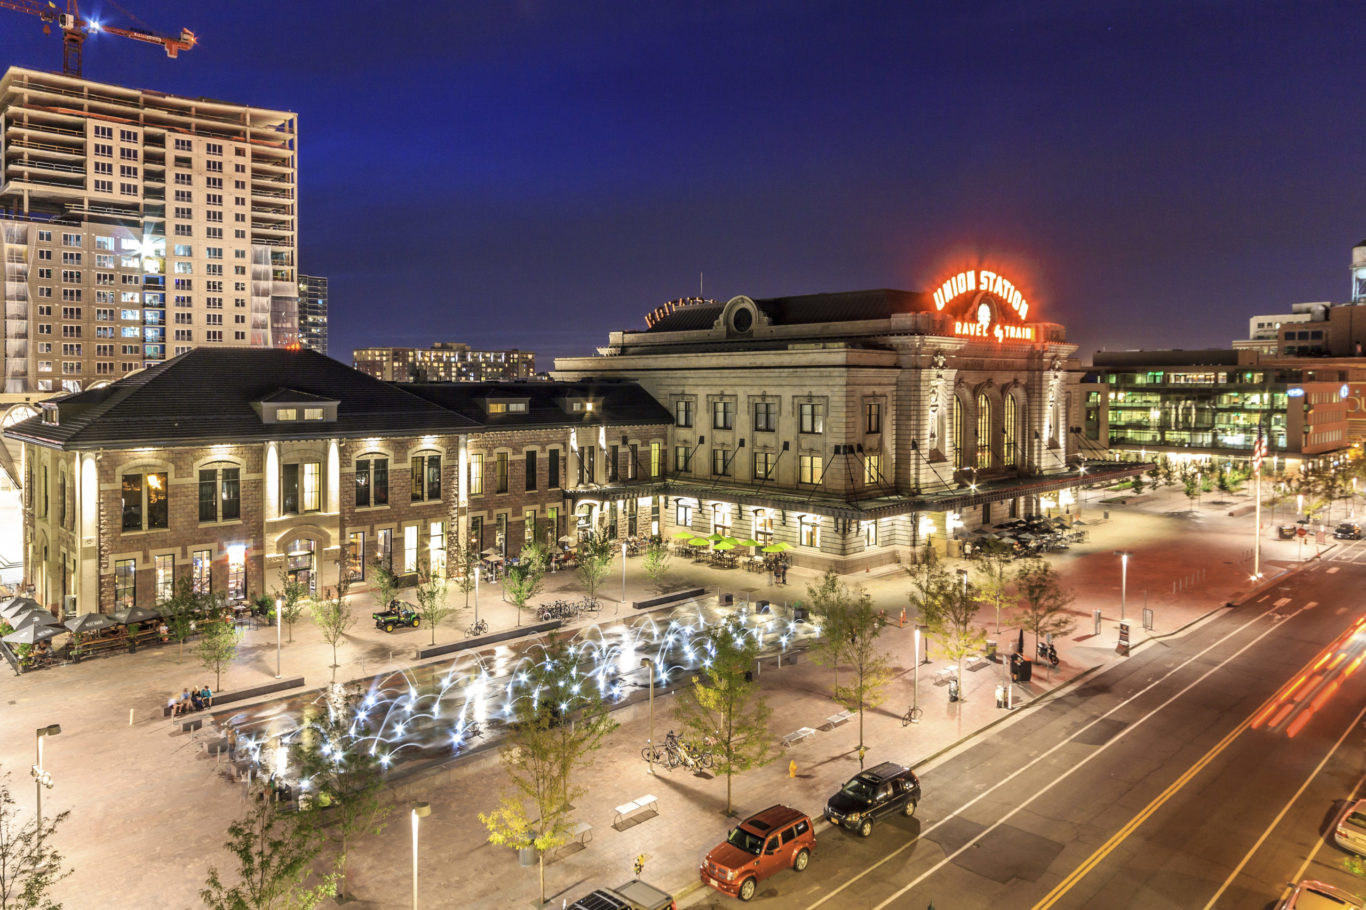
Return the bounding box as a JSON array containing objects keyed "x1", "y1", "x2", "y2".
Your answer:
[
  {"x1": 397, "y1": 381, "x2": 672, "y2": 427},
  {"x1": 644, "y1": 289, "x2": 931, "y2": 332},
  {"x1": 4, "y1": 348, "x2": 476, "y2": 450}
]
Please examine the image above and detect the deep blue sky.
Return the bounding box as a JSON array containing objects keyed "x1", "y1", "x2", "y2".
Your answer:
[{"x1": 2, "y1": 1, "x2": 1362, "y2": 366}]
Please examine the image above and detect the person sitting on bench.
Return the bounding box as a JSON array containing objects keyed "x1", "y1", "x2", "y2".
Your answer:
[
  {"x1": 199, "y1": 684, "x2": 213, "y2": 708},
  {"x1": 173, "y1": 688, "x2": 192, "y2": 716},
  {"x1": 190, "y1": 686, "x2": 205, "y2": 711}
]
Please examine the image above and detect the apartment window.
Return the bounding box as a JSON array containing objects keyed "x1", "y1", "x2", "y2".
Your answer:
[
  {"x1": 119, "y1": 129, "x2": 138, "y2": 143},
  {"x1": 799, "y1": 515, "x2": 821, "y2": 548},
  {"x1": 754, "y1": 451, "x2": 775, "y2": 480},
  {"x1": 713, "y1": 399, "x2": 735, "y2": 430},
  {"x1": 281, "y1": 463, "x2": 299, "y2": 514},
  {"x1": 577, "y1": 445, "x2": 595, "y2": 484},
  {"x1": 799, "y1": 454, "x2": 823, "y2": 485},
  {"x1": 411, "y1": 454, "x2": 441, "y2": 502},
  {"x1": 192, "y1": 549, "x2": 212, "y2": 595},
  {"x1": 754, "y1": 401, "x2": 777, "y2": 432},
  {"x1": 495, "y1": 452, "x2": 509, "y2": 493},
  {"x1": 864, "y1": 454, "x2": 882, "y2": 486},
  {"x1": 650, "y1": 442, "x2": 661, "y2": 479},
  {"x1": 62, "y1": 251, "x2": 81, "y2": 265},
  {"x1": 675, "y1": 399, "x2": 694, "y2": 427},
  {"x1": 469, "y1": 453, "x2": 484, "y2": 495},
  {"x1": 115, "y1": 559, "x2": 136, "y2": 608},
  {"x1": 468, "y1": 517, "x2": 483, "y2": 553},
  {"x1": 94, "y1": 143, "x2": 113, "y2": 158},
  {"x1": 429, "y1": 522, "x2": 446, "y2": 576},
  {"x1": 61, "y1": 270, "x2": 81, "y2": 283},
  {"x1": 119, "y1": 148, "x2": 138, "y2": 161},
  {"x1": 712, "y1": 447, "x2": 731, "y2": 476},
  {"x1": 675, "y1": 445, "x2": 692, "y2": 473},
  {"x1": 865, "y1": 401, "x2": 882, "y2": 434},
  {"x1": 154, "y1": 554, "x2": 174, "y2": 604},
  {"x1": 799, "y1": 402, "x2": 825, "y2": 434},
  {"x1": 355, "y1": 457, "x2": 388, "y2": 507},
  {"x1": 121, "y1": 472, "x2": 168, "y2": 531},
  {"x1": 524, "y1": 451, "x2": 538, "y2": 492},
  {"x1": 547, "y1": 449, "x2": 560, "y2": 489},
  {"x1": 94, "y1": 125, "x2": 113, "y2": 139},
  {"x1": 174, "y1": 137, "x2": 192, "y2": 151},
  {"x1": 206, "y1": 142, "x2": 223, "y2": 155},
  {"x1": 198, "y1": 465, "x2": 240, "y2": 522},
  {"x1": 524, "y1": 510, "x2": 537, "y2": 545},
  {"x1": 403, "y1": 525, "x2": 418, "y2": 575}
]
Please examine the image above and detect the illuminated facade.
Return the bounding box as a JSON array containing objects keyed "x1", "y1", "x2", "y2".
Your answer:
[
  {"x1": 555, "y1": 277, "x2": 1141, "y2": 571},
  {"x1": 297, "y1": 274, "x2": 328, "y2": 354},
  {"x1": 353, "y1": 343, "x2": 536, "y2": 383},
  {"x1": 0, "y1": 65, "x2": 298, "y2": 399}
]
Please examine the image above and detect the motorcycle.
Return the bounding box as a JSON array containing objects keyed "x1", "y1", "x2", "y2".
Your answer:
[{"x1": 1037, "y1": 640, "x2": 1059, "y2": 667}]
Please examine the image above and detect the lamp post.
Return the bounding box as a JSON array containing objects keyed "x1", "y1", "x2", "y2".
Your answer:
[
  {"x1": 33, "y1": 724, "x2": 59, "y2": 843},
  {"x1": 473, "y1": 566, "x2": 480, "y2": 626},
  {"x1": 910, "y1": 628, "x2": 921, "y2": 723},
  {"x1": 956, "y1": 568, "x2": 968, "y2": 595},
  {"x1": 1114, "y1": 550, "x2": 1132, "y2": 620},
  {"x1": 640, "y1": 657, "x2": 656, "y2": 774},
  {"x1": 620, "y1": 541, "x2": 628, "y2": 614},
  {"x1": 274, "y1": 597, "x2": 282, "y2": 679},
  {"x1": 411, "y1": 801, "x2": 431, "y2": 909}
]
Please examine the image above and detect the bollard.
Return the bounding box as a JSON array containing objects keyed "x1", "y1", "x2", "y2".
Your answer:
[
  {"x1": 789, "y1": 759, "x2": 797, "y2": 778},
  {"x1": 899, "y1": 608, "x2": 906, "y2": 628},
  {"x1": 129, "y1": 708, "x2": 135, "y2": 726}
]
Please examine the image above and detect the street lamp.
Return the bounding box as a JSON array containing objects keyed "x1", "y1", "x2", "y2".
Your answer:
[
  {"x1": 910, "y1": 629, "x2": 921, "y2": 723},
  {"x1": 640, "y1": 657, "x2": 656, "y2": 774},
  {"x1": 411, "y1": 801, "x2": 431, "y2": 910},
  {"x1": 274, "y1": 597, "x2": 283, "y2": 679},
  {"x1": 956, "y1": 568, "x2": 968, "y2": 595},
  {"x1": 473, "y1": 566, "x2": 480, "y2": 627},
  {"x1": 1114, "y1": 550, "x2": 1132, "y2": 620},
  {"x1": 620, "y1": 541, "x2": 628, "y2": 614},
  {"x1": 33, "y1": 724, "x2": 59, "y2": 843}
]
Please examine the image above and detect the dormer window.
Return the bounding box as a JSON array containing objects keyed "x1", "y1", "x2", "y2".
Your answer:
[
  {"x1": 40, "y1": 404, "x2": 59, "y2": 426},
  {"x1": 303, "y1": 408, "x2": 323, "y2": 420},
  {"x1": 486, "y1": 399, "x2": 529, "y2": 416},
  {"x1": 277, "y1": 408, "x2": 297, "y2": 421},
  {"x1": 256, "y1": 389, "x2": 339, "y2": 424}
]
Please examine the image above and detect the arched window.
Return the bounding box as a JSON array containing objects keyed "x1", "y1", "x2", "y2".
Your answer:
[
  {"x1": 952, "y1": 397, "x2": 966, "y2": 469},
  {"x1": 976, "y1": 393, "x2": 992, "y2": 469},
  {"x1": 1003, "y1": 395, "x2": 1018, "y2": 467}
]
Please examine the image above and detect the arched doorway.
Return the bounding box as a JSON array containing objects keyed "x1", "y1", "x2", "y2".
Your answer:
[{"x1": 285, "y1": 538, "x2": 316, "y2": 594}]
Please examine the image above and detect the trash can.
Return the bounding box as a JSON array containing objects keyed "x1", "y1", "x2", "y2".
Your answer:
[
  {"x1": 793, "y1": 606, "x2": 809, "y2": 622},
  {"x1": 518, "y1": 846, "x2": 536, "y2": 867},
  {"x1": 948, "y1": 678, "x2": 960, "y2": 702},
  {"x1": 1011, "y1": 656, "x2": 1033, "y2": 683},
  {"x1": 985, "y1": 640, "x2": 998, "y2": 661},
  {"x1": 995, "y1": 684, "x2": 1005, "y2": 709}
]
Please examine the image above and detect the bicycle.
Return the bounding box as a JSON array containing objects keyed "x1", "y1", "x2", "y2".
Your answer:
[
  {"x1": 465, "y1": 618, "x2": 488, "y2": 638},
  {"x1": 901, "y1": 705, "x2": 923, "y2": 727}
]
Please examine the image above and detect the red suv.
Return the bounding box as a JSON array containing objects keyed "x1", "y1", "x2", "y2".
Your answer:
[{"x1": 700, "y1": 805, "x2": 815, "y2": 902}]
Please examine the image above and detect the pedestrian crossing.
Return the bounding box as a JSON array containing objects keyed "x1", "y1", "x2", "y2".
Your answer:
[{"x1": 1324, "y1": 537, "x2": 1366, "y2": 564}]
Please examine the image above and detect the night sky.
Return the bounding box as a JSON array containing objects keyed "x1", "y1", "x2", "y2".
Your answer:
[{"x1": 2, "y1": 1, "x2": 1362, "y2": 367}]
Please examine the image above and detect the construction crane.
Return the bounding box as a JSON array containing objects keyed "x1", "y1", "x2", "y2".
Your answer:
[{"x1": 0, "y1": 0, "x2": 195, "y2": 77}]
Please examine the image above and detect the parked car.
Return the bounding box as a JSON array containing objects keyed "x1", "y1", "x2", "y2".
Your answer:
[
  {"x1": 372, "y1": 601, "x2": 419, "y2": 633},
  {"x1": 824, "y1": 761, "x2": 920, "y2": 837},
  {"x1": 1336, "y1": 799, "x2": 1366, "y2": 855},
  {"x1": 566, "y1": 879, "x2": 675, "y2": 910},
  {"x1": 1275, "y1": 879, "x2": 1365, "y2": 909},
  {"x1": 699, "y1": 804, "x2": 815, "y2": 901},
  {"x1": 1335, "y1": 523, "x2": 1363, "y2": 540},
  {"x1": 1278, "y1": 525, "x2": 1302, "y2": 540}
]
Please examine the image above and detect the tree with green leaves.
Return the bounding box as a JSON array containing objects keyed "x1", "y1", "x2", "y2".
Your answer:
[
  {"x1": 504, "y1": 541, "x2": 549, "y2": 622},
  {"x1": 673, "y1": 615, "x2": 775, "y2": 815},
  {"x1": 641, "y1": 540, "x2": 672, "y2": 587},
  {"x1": 1014, "y1": 558, "x2": 1077, "y2": 654},
  {"x1": 160, "y1": 574, "x2": 203, "y2": 660},
  {"x1": 0, "y1": 769, "x2": 70, "y2": 910},
  {"x1": 291, "y1": 685, "x2": 391, "y2": 903},
  {"x1": 369, "y1": 559, "x2": 399, "y2": 614},
  {"x1": 198, "y1": 620, "x2": 241, "y2": 691},
  {"x1": 271, "y1": 570, "x2": 311, "y2": 644},
  {"x1": 575, "y1": 533, "x2": 614, "y2": 605},
  {"x1": 805, "y1": 570, "x2": 849, "y2": 698},
  {"x1": 201, "y1": 779, "x2": 336, "y2": 910},
  {"x1": 1129, "y1": 474, "x2": 1146, "y2": 496},
  {"x1": 1182, "y1": 471, "x2": 1201, "y2": 510},
  {"x1": 969, "y1": 536, "x2": 1015, "y2": 634},
  {"x1": 412, "y1": 560, "x2": 452, "y2": 646},
  {"x1": 918, "y1": 567, "x2": 986, "y2": 703},
  {"x1": 479, "y1": 635, "x2": 616, "y2": 904},
  {"x1": 311, "y1": 577, "x2": 353, "y2": 683},
  {"x1": 830, "y1": 588, "x2": 892, "y2": 751},
  {"x1": 905, "y1": 541, "x2": 941, "y2": 658},
  {"x1": 448, "y1": 546, "x2": 480, "y2": 614}
]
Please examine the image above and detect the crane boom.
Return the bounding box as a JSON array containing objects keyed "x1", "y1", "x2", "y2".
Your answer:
[{"x1": 0, "y1": 0, "x2": 195, "y2": 76}]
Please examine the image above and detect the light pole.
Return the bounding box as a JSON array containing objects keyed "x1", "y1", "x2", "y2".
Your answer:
[
  {"x1": 910, "y1": 628, "x2": 920, "y2": 723},
  {"x1": 411, "y1": 801, "x2": 431, "y2": 910},
  {"x1": 620, "y1": 541, "x2": 628, "y2": 614},
  {"x1": 1114, "y1": 550, "x2": 1132, "y2": 620},
  {"x1": 274, "y1": 597, "x2": 282, "y2": 679},
  {"x1": 33, "y1": 724, "x2": 59, "y2": 843},
  {"x1": 640, "y1": 657, "x2": 656, "y2": 774},
  {"x1": 473, "y1": 566, "x2": 480, "y2": 626},
  {"x1": 956, "y1": 568, "x2": 968, "y2": 596}
]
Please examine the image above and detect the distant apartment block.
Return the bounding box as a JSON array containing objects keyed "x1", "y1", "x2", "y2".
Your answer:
[
  {"x1": 0, "y1": 65, "x2": 298, "y2": 395},
  {"x1": 297, "y1": 274, "x2": 328, "y2": 354},
  {"x1": 353, "y1": 342, "x2": 535, "y2": 382}
]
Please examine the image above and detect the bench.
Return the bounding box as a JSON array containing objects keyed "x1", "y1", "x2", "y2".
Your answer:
[
  {"x1": 180, "y1": 717, "x2": 203, "y2": 733},
  {"x1": 567, "y1": 820, "x2": 593, "y2": 846},
  {"x1": 212, "y1": 676, "x2": 305, "y2": 708},
  {"x1": 965, "y1": 656, "x2": 990, "y2": 672},
  {"x1": 613, "y1": 795, "x2": 658, "y2": 828},
  {"x1": 825, "y1": 710, "x2": 854, "y2": 728},
  {"x1": 781, "y1": 726, "x2": 817, "y2": 748},
  {"x1": 933, "y1": 667, "x2": 957, "y2": 685}
]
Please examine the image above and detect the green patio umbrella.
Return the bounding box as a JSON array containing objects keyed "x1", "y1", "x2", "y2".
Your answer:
[
  {"x1": 737, "y1": 538, "x2": 762, "y2": 548},
  {"x1": 707, "y1": 533, "x2": 726, "y2": 543},
  {"x1": 673, "y1": 530, "x2": 697, "y2": 540},
  {"x1": 689, "y1": 537, "x2": 713, "y2": 547},
  {"x1": 713, "y1": 540, "x2": 736, "y2": 551},
  {"x1": 762, "y1": 542, "x2": 793, "y2": 554}
]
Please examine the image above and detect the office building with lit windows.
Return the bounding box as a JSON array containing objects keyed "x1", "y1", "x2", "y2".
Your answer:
[
  {"x1": 353, "y1": 342, "x2": 536, "y2": 383},
  {"x1": 0, "y1": 65, "x2": 298, "y2": 404},
  {"x1": 297, "y1": 273, "x2": 327, "y2": 354}
]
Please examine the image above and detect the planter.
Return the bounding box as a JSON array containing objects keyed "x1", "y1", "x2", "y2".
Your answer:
[{"x1": 517, "y1": 846, "x2": 536, "y2": 867}]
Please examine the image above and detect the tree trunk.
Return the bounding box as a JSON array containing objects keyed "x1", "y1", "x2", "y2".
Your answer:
[{"x1": 538, "y1": 850, "x2": 546, "y2": 904}]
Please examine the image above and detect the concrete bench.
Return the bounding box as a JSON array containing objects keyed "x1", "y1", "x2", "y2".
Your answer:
[
  {"x1": 825, "y1": 710, "x2": 854, "y2": 728},
  {"x1": 933, "y1": 667, "x2": 957, "y2": 685},
  {"x1": 965, "y1": 656, "x2": 989, "y2": 672},
  {"x1": 613, "y1": 795, "x2": 658, "y2": 828},
  {"x1": 567, "y1": 820, "x2": 593, "y2": 846},
  {"x1": 180, "y1": 717, "x2": 203, "y2": 733},
  {"x1": 781, "y1": 726, "x2": 817, "y2": 748}
]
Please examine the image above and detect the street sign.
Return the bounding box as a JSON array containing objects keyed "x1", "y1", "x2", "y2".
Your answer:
[
  {"x1": 1117, "y1": 620, "x2": 1131, "y2": 657},
  {"x1": 1297, "y1": 527, "x2": 1307, "y2": 538}
]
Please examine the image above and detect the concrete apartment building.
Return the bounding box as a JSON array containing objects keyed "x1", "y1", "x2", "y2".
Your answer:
[
  {"x1": 0, "y1": 65, "x2": 298, "y2": 408},
  {"x1": 354, "y1": 342, "x2": 536, "y2": 383},
  {"x1": 297, "y1": 273, "x2": 327, "y2": 354}
]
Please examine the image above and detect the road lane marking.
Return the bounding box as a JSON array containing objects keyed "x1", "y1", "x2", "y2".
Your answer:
[
  {"x1": 1202, "y1": 701, "x2": 1366, "y2": 908},
  {"x1": 798, "y1": 604, "x2": 1298, "y2": 910}
]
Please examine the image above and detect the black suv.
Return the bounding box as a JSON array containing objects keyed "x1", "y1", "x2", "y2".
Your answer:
[
  {"x1": 824, "y1": 761, "x2": 920, "y2": 837},
  {"x1": 1335, "y1": 523, "x2": 1363, "y2": 540}
]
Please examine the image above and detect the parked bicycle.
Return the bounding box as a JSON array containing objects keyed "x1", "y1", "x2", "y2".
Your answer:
[
  {"x1": 900, "y1": 705, "x2": 923, "y2": 726},
  {"x1": 465, "y1": 618, "x2": 489, "y2": 638}
]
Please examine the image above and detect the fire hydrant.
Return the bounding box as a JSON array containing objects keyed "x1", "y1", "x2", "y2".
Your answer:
[{"x1": 789, "y1": 759, "x2": 797, "y2": 778}]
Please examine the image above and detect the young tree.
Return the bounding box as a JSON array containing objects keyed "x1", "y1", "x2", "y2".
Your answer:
[
  {"x1": 271, "y1": 571, "x2": 311, "y2": 644},
  {"x1": 448, "y1": 546, "x2": 480, "y2": 613},
  {"x1": 673, "y1": 615, "x2": 775, "y2": 816},
  {"x1": 970, "y1": 537, "x2": 1015, "y2": 634},
  {"x1": 641, "y1": 540, "x2": 672, "y2": 587},
  {"x1": 0, "y1": 770, "x2": 70, "y2": 910},
  {"x1": 201, "y1": 779, "x2": 336, "y2": 910},
  {"x1": 575, "y1": 533, "x2": 614, "y2": 605},
  {"x1": 830, "y1": 589, "x2": 892, "y2": 751},
  {"x1": 369, "y1": 559, "x2": 399, "y2": 615},
  {"x1": 503, "y1": 541, "x2": 549, "y2": 621},
  {"x1": 1014, "y1": 558, "x2": 1077, "y2": 654},
  {"x1": 905, "y1": 544, "x2": 942, "y2": 658},
  {"x1": 479, "y1": 635, "x2": 616, "y2": 904},
  {"x1": 291, "y1": 685, "x2": 391, "y2": 903},
  {"x1": 1129, "y1": 474, "x2": 1147, "y2": 496},
  {"x1": 412, "y1": 560, "x2": 452, "y2": 646},
  {"x1": 918, "y1": 569, "x2": 987, "y2": 702},
  {"x1": 198, "y1": 620, "x2": 241, "y2": 691},
  {"x1": 805, "y1": 570, "x2": 849, "y2": 698},
  {"x1": 1182, "y1": 472, "x2": 1201, "y2": 510},
  {"x1": 311, "y1": 578, "x2": 353, "y2": 682},
  {"x1": 160, "y1": 574, "x2": 203, "y2": 660}
]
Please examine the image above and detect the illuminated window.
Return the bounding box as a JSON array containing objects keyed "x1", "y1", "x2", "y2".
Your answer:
[
  {"x1": 799, "y1": 454, "x2": 823, "y2": 485},
  {"x1": 403, "y1": 525, "x2": 418, "y2": 574},
  {"x1": 676, "y1": 502, "x2": 693, "y2": 527},
  {"x1": 976, "y1": 393, "x2": 992, "y2": 469},
  {"x1": 712, "y1": 447, "x2": 731, "y2": 476},
  {"x1": 429, "y1": 522, "x2": 445, "y2": 576},
  {"x1": 154, "y1": 554, "x2": 174, "y2": 604},
  {"x1": 675, "y1": 399, "x2": 694, "y2": 428},
  {"x1": 1003, "y1": 396, "x2": 1019, "y2": 467},
  {"x1": 863, "y1": 520, "x2": 878, "y2": 547},
  {"x1": 192, "y1": 549, "x2": 212, "y2": 595},
  {"x1": 468, "y1": 453, "x2": 484, "y2": 495},
  {"x1": 115, "y1": 558, "x2": 136, "y2": 608},
  {"x1": 674, "y1": 445, "x2": 692, "y2": 473},
  {"x1": 121, "y1": 472, "x2": 168, "y2": 531},
  {"x1": 799, "y1": 402, "x2": 824, "y2": 434},
  {"x1": 754, "y1": 451, "x2": 775, "y2": 480},
  {"x1": 864, "y1": 454, "x2": 881, "y2": 486},
  {"x1": 301, "y1": 462, "x2": 320, "y2": 512},
  {"x1": 754, "y1": 401, "x2": 777, "y2": 432},
  {"x1": 953, "y1": 397, "x2": 966, "y2": 469},
  {"x1": 650, "y1": 442, "x2": 661, "y2": 479},
  {"x1": 799, "y1": 516, "x2": 820, "y2": 547}
]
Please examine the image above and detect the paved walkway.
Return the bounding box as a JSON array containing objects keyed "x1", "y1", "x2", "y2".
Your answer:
[{"x1": 0, "y1": 479, "x2": 1347, "y2": 909}]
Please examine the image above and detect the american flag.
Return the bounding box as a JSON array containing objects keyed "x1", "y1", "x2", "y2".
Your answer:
[{"x1": 1252, "y1": 428, "x2": 1266, "y2": 476}]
